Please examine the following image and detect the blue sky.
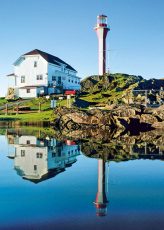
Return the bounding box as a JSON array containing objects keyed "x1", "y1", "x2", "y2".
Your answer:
[{"x1": 0, "y1": 0, "x2": 164, "y2": 96}]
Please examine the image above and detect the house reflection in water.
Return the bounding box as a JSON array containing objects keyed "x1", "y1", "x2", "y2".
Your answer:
[{"x1": 7, "y1": 134, "x2": 80, "y2": 183}]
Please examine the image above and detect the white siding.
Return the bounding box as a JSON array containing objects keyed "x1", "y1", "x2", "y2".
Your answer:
[
  {"x1": 15, "y1": 55, "x2": 48, "y2": 88},
  {"x1": 17, "y1": 136, "x2": 37, "y2": 145},
  {"x1": 19, "y1": 88, "x2": 37, "y2": 98},
  {"x1": 15, "y1": 146, "x2": 48, "y2": 180}
]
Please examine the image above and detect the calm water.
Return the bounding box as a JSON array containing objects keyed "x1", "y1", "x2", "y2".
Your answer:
[{"x1": 0, "y1": 128, "x2": 164, "y2": 230}]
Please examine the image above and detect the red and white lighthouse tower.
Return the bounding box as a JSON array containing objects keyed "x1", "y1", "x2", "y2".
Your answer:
[{"x1": 94, "y1": 15, "x2": 110, "y2": 75}]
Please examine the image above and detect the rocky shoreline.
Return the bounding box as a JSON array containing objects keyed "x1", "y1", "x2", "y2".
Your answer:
[{"x1": 52, "y1": 105, "x2": 164, "y2": 137}]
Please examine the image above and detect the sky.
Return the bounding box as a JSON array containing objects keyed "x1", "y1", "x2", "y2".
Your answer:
[{"x1": 0, "y1": 0, "x2": 164, "y2": 96}]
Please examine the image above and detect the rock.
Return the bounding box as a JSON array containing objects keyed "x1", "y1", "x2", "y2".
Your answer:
[
  {"x1": 80, "y1": 75, "x2": 99, "y2": 93},
  {"x1": 105, "y1": 103, "x2": 117, "y2": 110},
  {"x1": 53, "y1": 105, "x2": 164, "y2": 134},
  {"x1": 140, "y1": 114, "x2": 158, "y2": 124},
  {"x1": 113, "y1": 116, "x2": 129, "y2": 130},
  {"x1": 152, "y1": 105, "x2": 164, "y2": 121},
  {"x1": 54, "y1": 107, "x2": 116, "y2": 131},
  {"x1": 112, "y1": 106, "x2": 140, "y2": 117},
  {"x1": 152, "y1": 121, "x2": 164, "y2": 129},
  {"x1": 5, "y1": 88, "x2": 15, "y2": 100}
]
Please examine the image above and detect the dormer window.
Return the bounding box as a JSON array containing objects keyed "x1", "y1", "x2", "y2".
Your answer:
[{"x1": 34, "y1": 61, "x2": 37, "y2": 67}]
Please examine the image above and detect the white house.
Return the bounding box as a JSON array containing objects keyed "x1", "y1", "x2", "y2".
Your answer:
[
  {"x1": 7, "y1": 134, "x2": 80, "y2": 183},
  {"x1": 7, "y1": 49, "x2": 80, "y2": 98}
]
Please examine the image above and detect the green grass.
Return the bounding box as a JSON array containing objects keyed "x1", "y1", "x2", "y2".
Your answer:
[
  {"x1": 0, "y1": 95, "x2": 74, "y2": 124},
  {"x1": 0, "y1": 110, "x2": 56, "y2": 123},
  {"x1": 0, "y1": 97, "x2": 7, "y2": 106},
  {"x1": 0, "y1": 92, "x2": 78, "y2": 126},
  {"x1": 80, "y1": 73, "x2": 141, "y2": 106},
  {"x1": 8, "y1": 98, "x2": 71, "y2": 110}
]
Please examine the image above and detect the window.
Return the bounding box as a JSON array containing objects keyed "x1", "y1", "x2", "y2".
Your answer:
[
  {"x1": 26, "y1": 140, "x2": 30, "y2": 144},
  {"x1": 52, "y1": 76, "x2": 56, "y2": 81},
  {"x1": 27, "y1": 89, "x2": 30, "y2": 93},
  {"x1": 68, "y1": 79, "x2": 70, "y2": 82},
  {"x1": 36, "y1": 152, "x2": 43, "y2": 158},
  {"x1": 58, "y1": 76, "x2": 61, "y2": 84},
  {"x1": 57, "y1": 149, "x2": 61, "y2": 157},
  {"x1": 72, "y1": 80, "x2": 73, "y2": 83},
  {"x1": 34, "y1": 61, "x2": 37, "y2": 67},
  {"x1": 21, "y1": 76, "x2": 25, "y2": 83},
  {"x1": 21, "y1": 150, "x2": 25, "y2": 157},
  {"x1": 34, "y1": 165, "x2": 37, "y2": 171},
  {"x1": 52, "y1": 152, "x2": 56, "y2": 157},
  {"x1": 36, "y1": 75, "x2": 43, "y2": 80}
]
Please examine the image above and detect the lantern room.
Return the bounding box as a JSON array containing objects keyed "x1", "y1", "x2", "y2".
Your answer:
[{"x1": 96, "y1": 15, "x2": 109, "y2": 28}]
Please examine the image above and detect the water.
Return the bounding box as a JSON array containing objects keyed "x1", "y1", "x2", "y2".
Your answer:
[{"x1": 0, "y1": 128, "x2": 163, "y2": 229}]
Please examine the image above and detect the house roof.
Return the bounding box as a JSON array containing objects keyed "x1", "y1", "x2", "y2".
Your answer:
[
  {"x1": 7, "y1": 73, "x2": 15, "y2": 77},
  {"x1": 24, "y1": 49, "x2": 77, "y2": 72}
]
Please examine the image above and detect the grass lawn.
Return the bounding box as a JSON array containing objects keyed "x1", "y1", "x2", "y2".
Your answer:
[
  {"x1": 0, "y1": 110, "x2": 56, "y2": 123},
  {"x1": 0, "y1": 97, "x2": 8, "y2": 106},
  {"x1": 0, "y1": 96, "x2": 71, "y2": 124},
  {"x1": 0, "y1": 95, "x2": 76, "y2": 125}
]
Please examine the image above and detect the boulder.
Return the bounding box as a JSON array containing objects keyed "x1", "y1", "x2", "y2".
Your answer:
[
  {"x1": 112, "y1": 106, "x2": 140, "y2": 117},
  {"x1": 152, "y1": 121, "x2": 164, "y2": 129},
  {"x1": 5, "y1": 88, "x2": 15, "y2": 100},
  {"x1": 152, "y1": 105, "x2": 164, "y2": 121},
  {"x1": 140, "y1": 114, "x2": 158, "y2": 124}
]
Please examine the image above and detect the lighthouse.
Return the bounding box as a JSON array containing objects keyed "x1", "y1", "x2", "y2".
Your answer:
[
  {"x1": 94, "y1": 158, "x2": 108, "y2": 217},
  {"x1": 94, "y1": 15, "x2": 110, "y2": 75}
]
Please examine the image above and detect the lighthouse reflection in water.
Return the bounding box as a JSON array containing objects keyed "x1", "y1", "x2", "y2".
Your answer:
[{"x1": 94, "y1": 158, "x2": 108, "y2": 217}]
